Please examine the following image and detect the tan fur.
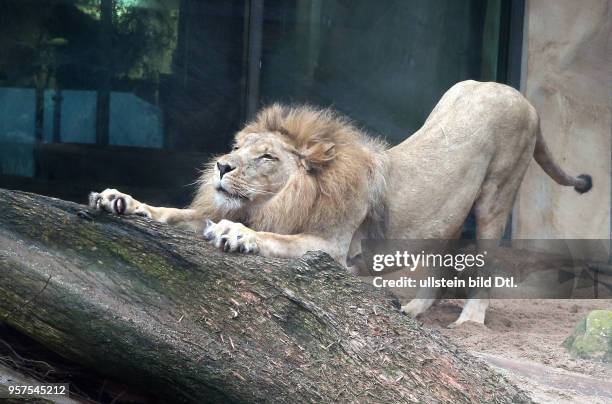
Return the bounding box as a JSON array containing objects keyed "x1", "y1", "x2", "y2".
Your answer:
[{"x1": 89, "y1": 80, "x2": 591, "y2": 326}]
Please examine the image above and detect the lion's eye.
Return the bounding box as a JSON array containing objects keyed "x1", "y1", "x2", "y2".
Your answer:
[
  {"x1": 259, "y1": 153, "x2": 277, "y2": 160},
  {"x1": 232, "y1": 146, "x2": 240, "y2": 151}
]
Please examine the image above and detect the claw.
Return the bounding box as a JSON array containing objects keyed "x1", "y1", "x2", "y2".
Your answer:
[
  {"x1": 203, "y1": 219, "x2": 215, "y2": 240},
  {"x1": 77, "y1": 210, "x2": 93, "y2": 221},
  {"x1": 89, "y1": 192, "x2": 102, "y2": 210},
  {"x1": 113, "y1": 197, "x2": 126, "y2": 215},
  {"x1": 218, "y1": 236, "x2": 227, "y2": 251}
]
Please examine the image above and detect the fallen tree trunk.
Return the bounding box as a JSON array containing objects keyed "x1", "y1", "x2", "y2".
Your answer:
[{"x1": 0, "y1": 189, "x2": 528, "y2": 403}]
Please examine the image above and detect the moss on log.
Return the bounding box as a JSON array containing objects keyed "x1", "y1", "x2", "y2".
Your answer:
[{"x1": 0, "y1": 189, "x2": 529, "y2": 403}]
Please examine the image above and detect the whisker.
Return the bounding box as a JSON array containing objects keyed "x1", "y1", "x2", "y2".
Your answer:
[{"x1": 230, "y1": 179, "x2": 285, "y2": 190}]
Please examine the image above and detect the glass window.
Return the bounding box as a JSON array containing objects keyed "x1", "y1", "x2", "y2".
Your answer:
[{"x1": 0, "y1": 0, "x2": 521, "y2": 205}]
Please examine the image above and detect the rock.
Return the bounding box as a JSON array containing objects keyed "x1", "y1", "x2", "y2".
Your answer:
[{"x1": 563, "y1": 310, "x2": 612, "y2": 362}]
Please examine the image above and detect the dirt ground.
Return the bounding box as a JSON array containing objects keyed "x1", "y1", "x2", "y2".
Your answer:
[{"x1": 417, "y1": 299, "x2": 612, "y2": 403}]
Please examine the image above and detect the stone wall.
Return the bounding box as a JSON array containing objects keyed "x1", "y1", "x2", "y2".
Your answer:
[{"x1": 513, "y1": 0, "x2": 611, "y2": 239}]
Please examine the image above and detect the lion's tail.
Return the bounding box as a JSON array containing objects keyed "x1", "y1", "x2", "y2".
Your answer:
[{"x1": 533, "y1": 124, "x2": 592, "y2": 194}]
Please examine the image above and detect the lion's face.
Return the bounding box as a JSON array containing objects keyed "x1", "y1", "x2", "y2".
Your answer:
[{"x1": 212, "y1": 132, "x2": 302, "y2": 209}]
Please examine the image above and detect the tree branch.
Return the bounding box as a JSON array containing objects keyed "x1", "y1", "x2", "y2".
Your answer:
[{"x1": 0, "y1": 189, "x2": 529, "y2": 403}]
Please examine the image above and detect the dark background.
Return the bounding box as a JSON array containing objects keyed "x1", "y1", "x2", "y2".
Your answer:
[{"x1": 0, "y1": 0, "x2": 524, "y2": 208}]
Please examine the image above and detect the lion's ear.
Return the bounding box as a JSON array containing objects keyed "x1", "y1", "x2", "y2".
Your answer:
[{"x1": 300, "y1": 141, "x2": 336, "y2": 171}]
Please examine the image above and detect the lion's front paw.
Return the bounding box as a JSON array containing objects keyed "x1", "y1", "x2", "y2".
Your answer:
[
  {"x1": 203, "y1": 219, "x2": 259, "y2": 254},
  {"x1": 88, "y1": 188, "x2": 150, "y2": 217}
]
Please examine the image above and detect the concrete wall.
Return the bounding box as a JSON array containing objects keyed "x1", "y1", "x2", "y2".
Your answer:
[{"x1": 513, "y1": 0, "x2": 611, "y2": 239}]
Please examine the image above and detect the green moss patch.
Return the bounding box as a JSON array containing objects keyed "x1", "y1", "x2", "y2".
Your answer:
[{"x1": 563, "y1": 310, "x2": 612, "y2": 362}]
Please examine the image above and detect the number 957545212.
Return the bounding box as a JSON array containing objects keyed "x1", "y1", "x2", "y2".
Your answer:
[{"x1": 7, "y1": 384, "x2": 68, "y2": 396}]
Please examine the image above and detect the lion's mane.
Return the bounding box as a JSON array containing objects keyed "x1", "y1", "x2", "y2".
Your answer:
[{"x1": 191, "y1": 104, "x2": 388, "y2": 236}]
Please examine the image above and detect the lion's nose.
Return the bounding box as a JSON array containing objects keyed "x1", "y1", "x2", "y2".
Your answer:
[{"x1": 217, "y1": 162, "x2": 235, "y2": 179}]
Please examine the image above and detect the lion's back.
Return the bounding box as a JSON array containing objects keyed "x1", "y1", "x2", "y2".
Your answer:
[{"x1": 428, "y1": 80, "x2": 538, "y2": 137}]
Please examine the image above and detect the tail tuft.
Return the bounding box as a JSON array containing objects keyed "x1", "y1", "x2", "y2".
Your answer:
[{"x1": 574, "y1": 174, "x2": 592, "y2": 194}]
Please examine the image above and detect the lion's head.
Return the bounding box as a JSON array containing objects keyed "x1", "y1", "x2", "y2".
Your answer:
[{"x1": 192, "y1": 104, "x2": 388, "y2": 235}]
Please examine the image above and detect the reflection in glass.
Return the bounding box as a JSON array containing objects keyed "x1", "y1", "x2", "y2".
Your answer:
[{"x1": 0, "y1": 0, "x2": 517, "y2": 206}]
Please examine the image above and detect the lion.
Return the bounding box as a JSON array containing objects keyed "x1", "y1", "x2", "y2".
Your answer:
[{"x1": 89, "y1": 80, "x2": 592, "y2": 326}]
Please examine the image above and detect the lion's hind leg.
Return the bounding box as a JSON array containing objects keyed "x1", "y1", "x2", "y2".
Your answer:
[
  {"x1": 450, "y1": 152, "x2": 530, "y2": 327},
  {"x1": 449, "y1": 205, "x2": 509, "y2": 328},
  {"x1": 449, "y1": 294, "x2": 490, "y2": 328}
]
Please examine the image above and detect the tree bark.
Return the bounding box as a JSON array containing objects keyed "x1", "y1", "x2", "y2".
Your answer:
[{"x1": 0, "y1": 189, "x2": 529, "y2": 403}]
